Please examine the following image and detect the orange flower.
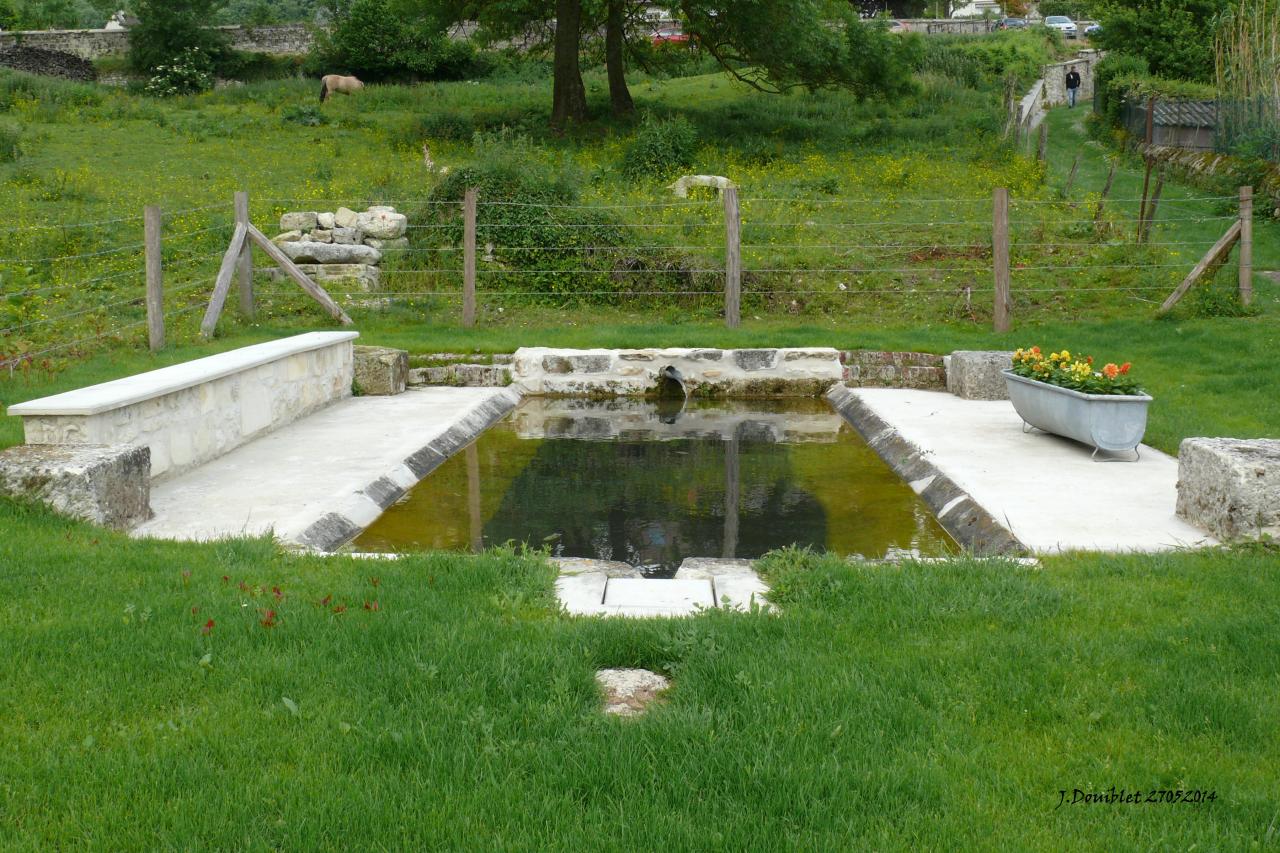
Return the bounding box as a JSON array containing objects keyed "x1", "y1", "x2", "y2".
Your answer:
[
  {"x1": 1119, "y1": 362, "x2": 1131, "y2": 375},
  {"x1": 1102, "y1": 363, "x2": 1119, "y2": 379}
]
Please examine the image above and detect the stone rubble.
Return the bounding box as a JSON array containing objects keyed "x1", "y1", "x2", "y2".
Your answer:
[
  {"x1": 595, "y1": 669, "x2": 670, "y2": 717},
  {"x1": 268, "y1": 205, "x2": 410, "y2": 293}
]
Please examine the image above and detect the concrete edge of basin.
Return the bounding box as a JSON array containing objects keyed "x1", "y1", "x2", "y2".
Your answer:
[
  {"x1": 824, "y1": 383, "x2": 1028, "y2": 558},
  {"x1": 293, "y1": 387, "x2": 524, "y2": 552}
]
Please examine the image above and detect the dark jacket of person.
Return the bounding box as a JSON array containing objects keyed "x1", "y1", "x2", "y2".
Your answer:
[{"x1": 1065, "y1": 71, "x2": 1082, "y2": 90}]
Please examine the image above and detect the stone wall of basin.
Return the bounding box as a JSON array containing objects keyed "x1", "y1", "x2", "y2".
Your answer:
[
  {"x1": 17, "y1": 336, "x2": 354, "y2": 481},
  {"x1": 511, "y1": 348, "x2": 843, "y2": 397},
  {"x1": 511, "y1": 398, "x2": 843, "y2": 443}
]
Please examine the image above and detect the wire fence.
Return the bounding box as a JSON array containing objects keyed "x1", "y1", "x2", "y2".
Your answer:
[{"x1": 0, "y1": 185, "x2": 1257, "y2": 375}]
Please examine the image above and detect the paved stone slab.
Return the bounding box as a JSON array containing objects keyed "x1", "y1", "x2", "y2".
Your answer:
[
  {"x1": 1177, "y1": 438, "x2": 1280, "y2": 541},
  {"x1": 133, "y1": 387, "x2": 518, "y2": 549},
  {"x1": 556, "y1": 574, "x2": 609, "y2": 614},
  {"x1": 604, "y1": 578, "x2": 715, "y2": 614},
  {"x1": 674, "y1": 558, "x2": 771, "y2": 610},
  {"x1": 840, "y1": 388, "x2": 1214, "y2": 553}
]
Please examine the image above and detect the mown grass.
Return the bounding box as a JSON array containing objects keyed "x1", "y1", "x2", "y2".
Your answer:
[{"x1": 1, "y1": 499, "x2": 1277, "y2": 849}]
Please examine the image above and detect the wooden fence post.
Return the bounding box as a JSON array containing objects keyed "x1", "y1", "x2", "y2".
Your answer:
[
  {"x1": 1094, "y1": 160, "x2": 1117, "y2": 223},
  {"x1": 1239, "y1": 185, "x2": 1253, "y2": 306},
  {"x1": 1138, "y1": 168, "x2": 1166, "y2": 244},
  {"x1": 1037, "y1": 123, "x2": 1048, "y2": 163},
  {"x1": 463, "y1": 188, "x2": 477, "y2": 328},
  {"x1": 992, "y1": 188, "x2": 1011, "y2": 334},
  {"x1": 1063, "y1": 154, "x2": 1080, "y2": 201},
  {"x1": 144, "y1": 205, "x2": 164, "y2": 352},
  {"x1": 723, "y1": 186, "x2": 741, "y2": 329},
  {"x1": 234, "y1": 191, "x2": 254, "y2": 319}
]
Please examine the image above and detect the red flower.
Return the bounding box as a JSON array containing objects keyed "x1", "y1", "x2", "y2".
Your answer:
[
  {"x1": 238, "y1": 581, "x2": 248, "y2": 592},
  {"x1": 364, "y1": 600, "x2": 380, "y2": 612},
  {"x1": 272, "y1": 586, "x2": 283, "y2": 601},
  {"x1": 332, "y1": 604, "x2": 347, "y2": 614},
  {"x1": 221, "y1": 575, "x2": 230, "y2": 584},
  {"x1": 319, "y1": 594, "x2": 332, "y2": 607},
  {"x1": 260, "y1": 609, "x2": 278, "y2": 628},
  {"x1": 201, "y1": 619, "x2": 215, "y2": 635},
  {"x1": 1119, "y1": 362, "x2": 1131, "y2": 375}
]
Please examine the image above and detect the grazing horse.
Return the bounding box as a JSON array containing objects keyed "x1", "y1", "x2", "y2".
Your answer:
[{"x1": 320, "y1": 75, "x2": 364, "y2": 103}]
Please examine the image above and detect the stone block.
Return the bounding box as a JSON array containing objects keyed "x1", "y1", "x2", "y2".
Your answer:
[
  {"x1": 0, "y1": 444, "x2": 151, "y2": 530},
  {"x1": 280, "y1": 211, "x2": 318, "y2": 232},
  {"x1": 1177, "y1": 438, "x2": 1280, "y2": 540},
  {"x1": 948, "y1": 351, "x2": 1013, "y2": 400},
  {"x1": 363, "y1": 237, "x2": 408, "y2": 253},
  {"x1": 309, "y1": 229, "x2": 333, "y2": 244},
  {"x1": 353, "y1": 346, "x2": 409, "y2": 396},
  {"x1": 279, "y1": 241, "x2": 381, "y2": 266},
  {"x1": 332, "y1": 227, "x2": 363, "y2": 245},
  {"x1": 334, "y1": 206, "x2": 360, "y2": 229},
  {"x1": 317, "y1": 211, "x2": 336, "y2": 230},
  {"x1": 733, "y1": 349, "x2": 778, "y2": 371},
  {"x1": 272, "y1": 230, "x2": 302, "y2": 245}
]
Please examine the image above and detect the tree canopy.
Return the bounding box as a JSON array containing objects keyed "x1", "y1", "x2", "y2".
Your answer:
[{"x1": 1093, "y1": 0, "x2": 1232, "y2": 82}]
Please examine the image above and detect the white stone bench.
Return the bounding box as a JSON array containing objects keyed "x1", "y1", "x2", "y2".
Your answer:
[{"x1": 8, "y1": 331, "x2": 358, "y2": 480}]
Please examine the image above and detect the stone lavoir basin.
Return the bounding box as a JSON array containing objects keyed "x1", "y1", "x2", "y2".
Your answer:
[{"x1": 353, "y1": 397, "x2": 955, "y2": 574}]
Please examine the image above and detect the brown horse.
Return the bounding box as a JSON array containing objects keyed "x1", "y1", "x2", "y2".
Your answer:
[{"x1": 320, "y1": 75, "x2": 364, "y2": 103}]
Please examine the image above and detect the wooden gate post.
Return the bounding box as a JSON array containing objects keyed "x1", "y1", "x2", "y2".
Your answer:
[
  {"x1": 463, "y1": 188, "x2": 477, "y2": 328},
  {"x1": 723, "y1": 186, "x2": 741, "y2": 329},
  {"x1": 992, "y1": 188, "x2": 1011, "y2": 333},
  {"x1": 234, "y1": 191, "x2": 254, "y2": 319},
  {"x1": 144, "y1": 205, "x2": 164, "y2": 352},
  {"x1": 1239, "y1": 185, "x2": 1253, "y2": 306}
]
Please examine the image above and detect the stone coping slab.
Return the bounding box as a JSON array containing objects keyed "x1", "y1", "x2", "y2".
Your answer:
[
  {"x1": 9, "y1": 332, "x2": 359, "y2": 417},
  {"x1": 134, "y1": 387, "x2": 520, "y2": 551},
  {"x1": 831, "y1": 386, "x2": 1215, "y2": 554}
]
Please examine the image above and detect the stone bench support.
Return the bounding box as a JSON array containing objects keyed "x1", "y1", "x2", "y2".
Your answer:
[
  {"x1": 0, "y1": 444, "x2": 151, "y2": 530},
  {"x1": 1177, "y1": 438, "x2": 1280, "y2": 540},
  {"x1": 8, "y1": 332, "x2": 358, "y2": 480}
]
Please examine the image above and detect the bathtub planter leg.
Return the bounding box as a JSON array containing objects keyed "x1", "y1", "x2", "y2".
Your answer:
[{"x1": 1002, "y1": 369, "x2": 1152, "y2": 461}]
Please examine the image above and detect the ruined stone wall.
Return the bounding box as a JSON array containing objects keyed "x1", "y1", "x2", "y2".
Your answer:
[{"x1": 0, "y1": 24, "x2": 314, "y2": 61}]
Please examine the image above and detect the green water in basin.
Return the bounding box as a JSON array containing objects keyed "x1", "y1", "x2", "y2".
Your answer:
[{"x1": 353, "y1": 398, "x2": 954, "y2": 574}]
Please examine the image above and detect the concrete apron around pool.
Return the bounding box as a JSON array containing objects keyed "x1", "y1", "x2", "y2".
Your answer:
[
  {"x1": 827, "y1": 385, "x2": 1215, "y2": 554},
  {"x1": 133, "y1": 387, "x2": 521, "y2": 550}
]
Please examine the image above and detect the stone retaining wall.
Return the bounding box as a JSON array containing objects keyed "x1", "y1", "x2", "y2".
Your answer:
[
  {"x1": 511, "y1": 348, "x2": 843, "y2": 397},
  {"x1": 840, "y1": 350, "x2": 946, "y2": 390},
  {"x1": 10, "y1": 332, "x2": 356, "y2": 481},
  {"x1": 1043, "y1": 53, "x2": 1101, "y2": 107},
  {"x1": 0, "y1": 24, "x2": 313, "y2": 60}
]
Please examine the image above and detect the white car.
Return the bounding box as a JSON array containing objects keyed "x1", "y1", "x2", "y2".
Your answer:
[{"x1": 1044, "y1": 15, "x2": 1078, "y2": 38}]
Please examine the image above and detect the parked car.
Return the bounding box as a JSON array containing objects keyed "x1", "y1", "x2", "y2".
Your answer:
[
  {"x1": 1044, "y1": 15, "x2": 1078, "y2": 38},
  {"x1": 887, "y1": 19, "x2": 909, "y2": 33},
  {"x1": 998, "y1": 17, "x2": 1028, "y2": 29},
  {"x1": 1084, "y1": 23, "x2": 1102, "y2": 37},
  {"x1": 652, "y1": 24, "x2": 690, "y2": 45}
]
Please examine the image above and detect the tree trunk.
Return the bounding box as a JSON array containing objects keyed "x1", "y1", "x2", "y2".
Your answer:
[
  {"x1": 605, "y1": 0, "x2": 634, "y2": 116},
  {"x1": 551, "y1": 0, "x2": 587, "y2": 128}
]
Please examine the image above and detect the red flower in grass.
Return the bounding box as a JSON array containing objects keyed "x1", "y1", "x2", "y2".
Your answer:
[
  {"x1": 332, "y1": 604, "x2": 347, "y2": 615},
  {"x1": 364, "y1": 600, "x2": 380, "y2": 612},
  {"x1": 238, "y1": 581, "x2": 248, "y2": 592},
  {"x1": 201, "y1": 619, "x2": 215, "y2": 635},
  {"x1": 369, "y1": 577, "x2": 380, "y2": 588},
  {"x1": 272, "y1": 586, "x2": 284, "y2": 601},
  {"x1": 221, "y1": 575, "x2": 230, "y2": 585},
  {"x1": 319, "y1": 594, "x2": 332, "y2": 607},
  {"x1": 260, "y1": 610, "x2": 278, "y2": 629},
  {"x1": 1119, "y1": 362, "x2": 1132, "y2": 375}
]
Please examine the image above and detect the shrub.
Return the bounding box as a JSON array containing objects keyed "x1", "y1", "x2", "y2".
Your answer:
[
  {"x1": 143, "y1": 48, "x2": 215, "y2": 97},
  {"x1": 1092, "y1": 53, "x2": 1149, "y2": 126},
  {"x1": 306, "y1": 0, "x2": 478, "y2": 83},
  {"x1": 622, "y1": 116, "x2": 698, "y2": 181},
  {"x1": 0, "y1": 122, "x2": 20, "y2": 162},
  {"x1": 280, "y1": 103, "x2": 327, "y2": 126},
  {"x1": 129, "y1": 0, "x2": 232, "y2": 76}
]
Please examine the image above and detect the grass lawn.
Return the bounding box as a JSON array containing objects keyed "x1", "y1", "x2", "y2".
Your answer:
[{"x1": 0, "y1": 501, "x2": 1277, "y2": 848}]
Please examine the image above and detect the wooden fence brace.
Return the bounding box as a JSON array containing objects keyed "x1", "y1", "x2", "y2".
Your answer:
[
  {"x1": 1063, "y1": 155, "x2": 1080, "y2": 202},
  {"x1": 200, "y1": 222, "x2": 248, "y2": 338},
  {"x1": 1094, "y1": 161, "x2": 1116, "y2": 223},
  {"x1": 992, "y1": 187, "x2": 1011, "y2": 333},
  {"x1": 463, "y1": 188, "x2": 477, "y2": 328},
  {"x1": 245, "y1": 225, "x2": 353, "y2": 325},
  {"x1": 234, "y1": 191, "x2": 254, "y2": 319},
  {"x1": 144, "y1": 205, "x2": 164, "y2": 352},
  {"x1": 1157, "y1": 220, "x2": 1242, "y2": 314},
  {"x1": 1138, "y1": 169, "x2": 1166, "y2": 244},
  {"x1": 723, "y1": 186, "x2": 741, "y2": 329},
  {"x1": 1239, "y1": 185, "x2": 1253, "y2": 306},
  {"x1": 1036, "y1": 123, "x2": 1048, "y2": 162}
]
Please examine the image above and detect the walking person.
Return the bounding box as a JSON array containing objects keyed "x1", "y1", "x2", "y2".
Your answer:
[{"x1": 1065, "y1": 66, "x2": 1082, "y2": 108}]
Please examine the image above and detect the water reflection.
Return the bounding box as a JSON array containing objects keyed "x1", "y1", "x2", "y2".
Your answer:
[{"x1": 354, "y1": 399, "x2": 954, "y2": 572}]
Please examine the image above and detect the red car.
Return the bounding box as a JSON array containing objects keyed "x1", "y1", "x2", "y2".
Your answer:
[{"x1": 652, "y1": 25, "x2": 690, "y2": 45}]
